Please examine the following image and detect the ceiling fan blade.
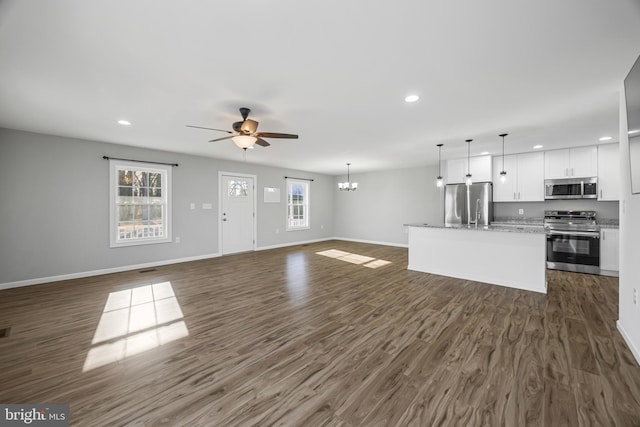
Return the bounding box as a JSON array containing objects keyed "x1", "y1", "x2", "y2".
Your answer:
[
  {"x1": 241, "y1": 119, "x2": 259, "y2": 134},
  {"x1": 255, "y1": 132, "x2": 298, "y2": 139},
  {"x1": 209, "y1": 135, "x2": 234, "y2": 143},
  {"x1": 255, "y1": 138, "x2": 271, "y2": 147},
  {"x1": 186, "y1": 125, "x2": 233, "y2": 134}
]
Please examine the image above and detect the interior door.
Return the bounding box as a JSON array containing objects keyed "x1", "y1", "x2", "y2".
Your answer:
[{"x1": 221, "y1": 174, "x2": 255, "y2": 255}]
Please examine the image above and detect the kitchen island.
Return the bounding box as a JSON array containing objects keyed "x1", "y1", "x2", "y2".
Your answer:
[{"x1": 405, "y1": 223, "x2": 547, "y2": 294}]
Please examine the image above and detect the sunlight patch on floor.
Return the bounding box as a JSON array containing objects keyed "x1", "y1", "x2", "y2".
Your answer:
[
  {"x1": 316, "y1": 249, "x2": 392, "y2": 269},
  {"x1": 83, "y1": 281, "x2": 189, "y2": 372}
]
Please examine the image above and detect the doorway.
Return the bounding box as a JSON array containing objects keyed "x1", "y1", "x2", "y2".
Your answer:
[{"x1": 219, "y1": 172, "x2": 256, "y2": 255}]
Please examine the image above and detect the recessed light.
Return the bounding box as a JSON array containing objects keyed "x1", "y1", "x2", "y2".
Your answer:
[
  {"x1": 404, "y1": 95, "x2": 419, "y2": 103},
  {"x1": 599, "y1": 136, "x2": 612, "y2": 141},
  {"x1": 480, "y1": 151, "x2": 489, "y2": 155},
  {"x1": 533, "y1": 145, "x2": 543, "y2": 149},
  {"x1": 629, "y1": 129, "x2": 640, "y2": 135},
  {"x1": 117, "y1": 120, "x2": 131, "y2": 126}
]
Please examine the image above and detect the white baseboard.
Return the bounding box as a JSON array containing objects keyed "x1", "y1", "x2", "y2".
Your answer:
[
  {"x1": 0, "y1": 252, "x2": 221, "y2": 291},
  {"x1": 332, "y1": 237, "x2": 408, "y2": 248},
  {"x1": 617, "y1": 320, "x2": 640, "y2": 367},
  {"x1": 256, "y1": 237, "x2": 334, "y2": 251},
  {"x1": 0, "y1": 238, "x2": 406, "y2": 291}
]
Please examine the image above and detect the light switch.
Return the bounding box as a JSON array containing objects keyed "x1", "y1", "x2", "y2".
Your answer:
[
  {"x1": 202, "y1": 203, "x2": 213, "y2": 210},
  {"x1": 190, "y1": 203, "x2": 195, "y2": 210}
]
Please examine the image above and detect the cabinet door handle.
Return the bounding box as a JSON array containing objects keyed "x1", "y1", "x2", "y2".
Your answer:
[
  {"x1": 565, "y1": 168, "x2": 568, "y2": 177},
  {"x1": 513, "y1": 192, "x2": 516, "y2": 200},
  {"x1": 571, "y1": 167, "x2": 574, "y2": 176},
  {"x1": 600, "y1": 189, "x2": 603, "y2": 199}
]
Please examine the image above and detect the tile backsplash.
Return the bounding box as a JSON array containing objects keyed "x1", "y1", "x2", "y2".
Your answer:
[{"x1": 493, "y1": 200, "x2": 619, "y2": 221}]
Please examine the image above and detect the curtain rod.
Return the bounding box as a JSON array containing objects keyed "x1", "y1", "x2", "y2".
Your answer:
[
  {"x1": 102, "y1": 156, "x2": 178, "y2": 167},
  {"x1": 284, "y1": 176, "x2": 314, "y2": 182}
]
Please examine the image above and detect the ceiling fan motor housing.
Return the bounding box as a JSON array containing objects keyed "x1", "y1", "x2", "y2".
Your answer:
[{"x1": 239, "y1": 107, "x2": 251, "y2": 120}]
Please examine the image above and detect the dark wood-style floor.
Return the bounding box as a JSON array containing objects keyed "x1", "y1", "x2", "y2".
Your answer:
[{"x1": 1, "y1": 240, "x2": 639, "y2": 426}]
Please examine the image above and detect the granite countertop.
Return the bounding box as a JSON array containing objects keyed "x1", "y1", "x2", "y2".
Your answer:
[
  {"x1": 404, "y1": 222, "x2": 546, "y2": 234},
  {"x1": 598, "y1": 219, "x2": 619, "y2": 229},
  {"x1": 492, "y1": 217, "x2": 544, "y2": 226}
]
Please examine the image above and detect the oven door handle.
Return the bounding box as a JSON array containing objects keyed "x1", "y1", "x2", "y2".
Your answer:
[{"x1": 547, "y1": 230, "x2": 600, "y2": 238}]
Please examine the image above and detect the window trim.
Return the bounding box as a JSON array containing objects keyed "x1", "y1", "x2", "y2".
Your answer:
[
  {"x1": 109, "y1": 159, "x2": 172, "y2": 248},
  {"x1": 286, "y1": 178, "x2": 310, "y2": 231}
]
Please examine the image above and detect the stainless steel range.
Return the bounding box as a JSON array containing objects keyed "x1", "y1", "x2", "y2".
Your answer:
[{"x1": 544, "y1": 210, "x2": 600, "y2": 274}]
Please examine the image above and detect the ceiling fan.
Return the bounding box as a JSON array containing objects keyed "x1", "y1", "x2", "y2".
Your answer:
[{"x1": 187, "y1": 107, "x2": 298, "y2": 150}]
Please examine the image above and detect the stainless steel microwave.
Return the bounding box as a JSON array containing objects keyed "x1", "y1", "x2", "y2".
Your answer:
[{"x1": 544, "y1": 177, "x2": 598, "y2": 200}]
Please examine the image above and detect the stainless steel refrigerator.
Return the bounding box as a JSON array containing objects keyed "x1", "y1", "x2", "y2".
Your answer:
[{"x1": 445, "y1": 182, "x2": 493, "y2": 226}]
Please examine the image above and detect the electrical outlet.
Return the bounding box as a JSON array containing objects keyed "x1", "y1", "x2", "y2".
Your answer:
[
  {"x1": 518, "y1": 208, "x2": 524, "y2": 215},
  {"x1": 190, "y1": 203, "x2": 195, "y2": 210},
  {"x1": 175, "y1": 237, "x2": 181, "y2": 243}
]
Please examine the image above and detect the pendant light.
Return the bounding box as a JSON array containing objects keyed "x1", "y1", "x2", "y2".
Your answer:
[
  {"x1": 465, "y1": 139, "x2": 473, "y2": 186},
  {"x1": 436, "y1": 144, "x2": 444, "y2": 187},
  {"x1": 338, "y1": 163, "x2": 358, "y2": 191},
  {"x1": 499, "y1": 133, "x2": 508, "y2": 183}
]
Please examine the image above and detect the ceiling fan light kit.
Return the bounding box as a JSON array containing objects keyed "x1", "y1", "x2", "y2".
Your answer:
[
  {"x1": 232, "y1": 135, "x2": 257, "y2": 149},
  {"x1": 187, "y1": 107, "x2": 298, "y2": 151}
]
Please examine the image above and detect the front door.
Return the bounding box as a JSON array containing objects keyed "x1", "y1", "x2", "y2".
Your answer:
[{"x1": 220, "y1": 174, "x2": 255, "y2": 255}]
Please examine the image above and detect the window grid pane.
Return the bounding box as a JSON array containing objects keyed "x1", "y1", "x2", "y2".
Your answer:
[
  {"x1": 115, "y1": 166, "x2": 168, "y2": 242},
  {"x1": 286, "y1": 180, "x2": 309, "y2": 229}
]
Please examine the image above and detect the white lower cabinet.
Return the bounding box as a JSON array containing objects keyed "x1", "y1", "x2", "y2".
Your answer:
[{"x1": 600, "y1": 228, "x2": 619, "y2": 272}]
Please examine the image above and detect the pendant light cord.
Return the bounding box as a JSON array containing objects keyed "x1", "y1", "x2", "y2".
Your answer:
[
  {"x1": 499, "y1": 133, "x2": 508, "y2": 172},
  {"x1": 502, "y1": 136, "x2": 505, "y2": 171},
  {"x1": 466, "y1": 139, "x2": 472, "y2": 175}
]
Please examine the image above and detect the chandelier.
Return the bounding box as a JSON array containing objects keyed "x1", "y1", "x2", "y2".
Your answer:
[{"x1": 338, "y1": 163, "x2": 358, "y2": 191}]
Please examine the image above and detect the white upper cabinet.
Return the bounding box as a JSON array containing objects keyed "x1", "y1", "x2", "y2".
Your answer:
[
  {"x1": 492, "y1": 155, "x2": 517, "y2": 201},
  {"x1": 544, "y1": 146, "x2": 598, "y2": 179},
  {"x1": 446, "y1": 155, "x2": 492, "y2": 184},
  {"x1": 597, "y1": 143, "x2": 619, "y2": 201},
  {"x1": 571, "y1": 146, "x2": 598, "y2": 177},
  {"x1": 516, "y1": 152, "x2": 545, "y2": 201},
  {"x1": 492, "y1": 152, "x2": 544, "y2": 202}
]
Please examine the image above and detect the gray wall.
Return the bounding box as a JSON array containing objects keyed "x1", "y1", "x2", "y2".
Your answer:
[
  {"x1": 0, "y1": 128, "x2": 334, "y2": 285},
  {"x1": 494, "y1": 200, "x2": 620, "y2": 221},
  {"x1": 333, "y1": 165, "x2": 444, "y2": 245},
  {"x1": 618, "y1": 86, "x2": 640, "y2": 365}
]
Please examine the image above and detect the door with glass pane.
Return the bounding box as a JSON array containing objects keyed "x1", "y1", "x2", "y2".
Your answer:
[{"x1": 221, "y1": 174, "x2": 255, "y2": 254}]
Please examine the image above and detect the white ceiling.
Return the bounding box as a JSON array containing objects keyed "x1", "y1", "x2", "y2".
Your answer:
[{"x1": 1, "y1": 0, "x2": 639, "y2": 175}]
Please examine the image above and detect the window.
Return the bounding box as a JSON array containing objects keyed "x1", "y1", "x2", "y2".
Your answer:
[
  {"x1": 109, "y1": 160, "x2": 172, "y2": 247},
  {"x1": 227, "y1": 179, "x2": 249, "y2": 197},
  {"x1": 286, "y1": 179, "x2": 310, "y2": 230}
]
